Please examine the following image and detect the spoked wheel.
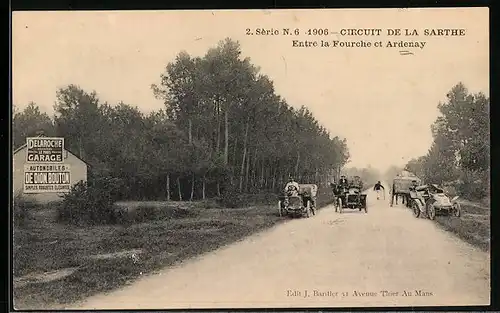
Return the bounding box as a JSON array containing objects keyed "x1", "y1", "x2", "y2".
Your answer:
[
  {"x1": 452, "y1": 203, "x2": 461, "y2": 217},
  {"x1": 412, "y1": 200, "x2": 420, "y2": 218},
  {"x1": 427, "y1": 203, "x2": 436, "y2": 220}
]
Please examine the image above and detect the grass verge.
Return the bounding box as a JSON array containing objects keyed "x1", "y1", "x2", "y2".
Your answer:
[
  {"x1": 13, "y1": 188, "x2": 334, "y2": 309},
  {"x1": 435, "y1": 202, "x2": 490, "y2": 252}
]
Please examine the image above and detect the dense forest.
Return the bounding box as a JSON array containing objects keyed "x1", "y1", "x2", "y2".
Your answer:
[
  {"x1": 13, "y1": 38, "x2": 354, "y2": 201},
  {"x1": 395, "y1": 83, "x2": 489, "y2": 201}
]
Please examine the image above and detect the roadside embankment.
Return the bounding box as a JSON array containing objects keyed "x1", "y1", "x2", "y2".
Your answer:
[{"x1": 435, "y1": 200, "x2": 490, "y2": 252}]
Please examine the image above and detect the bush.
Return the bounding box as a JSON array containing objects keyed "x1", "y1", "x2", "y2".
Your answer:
[
  {"x1": 122, "y1": 203, "x2": 201, "y2": 224},
  {"x1": 57, "y1": 176, "x2": 127, "y2": 225},
  {"x1": 452, "y1": 169, "x2": 490, "y2": 201},
  {"x1": 132, "y1": 205, "x2": 158, "y2": 222},
  {"x1": 458, "y1": 181, "x2": 487, "y2": 200},
  {"x1": 216, "y1": 182, "x2": 246, "y2": 208},
  {"x1": 13, "y1": 193, "x2": 39, "y2": 227}
]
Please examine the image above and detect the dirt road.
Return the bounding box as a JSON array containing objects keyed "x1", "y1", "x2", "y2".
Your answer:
[{"x1": 68, "y1": 186, "x2": 490, "y2": 309}]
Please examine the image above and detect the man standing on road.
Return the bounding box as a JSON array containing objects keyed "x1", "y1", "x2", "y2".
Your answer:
[
  {"x1": 408, "y1": 180, "x2": 419, "y2": 207},
  {"x1": 390, "y1": 182, "x2": 398, "y2": 207},
  {"x1": 373, "y1": 181, "x2": 385, "y2": 200}
]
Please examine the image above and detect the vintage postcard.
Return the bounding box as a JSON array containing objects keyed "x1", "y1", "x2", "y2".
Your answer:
[{"x1": 11, "y1": 8, "x2": 490, "y2": 310}]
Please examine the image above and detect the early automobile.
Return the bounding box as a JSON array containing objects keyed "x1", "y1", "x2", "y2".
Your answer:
[
  {"x1": 278, "y1": 184, "x2": 317, "y2": 218},
  {"x1": 335, "y1": 180, "x2": 367, "y2": 213},
  {"x1": 409, "y1": 184, "x2": 461, "y2": 220}
]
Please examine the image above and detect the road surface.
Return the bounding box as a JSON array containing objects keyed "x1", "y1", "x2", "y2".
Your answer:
[{"x1": 68, "y1": 186, "x2": 490, "y2": 309}]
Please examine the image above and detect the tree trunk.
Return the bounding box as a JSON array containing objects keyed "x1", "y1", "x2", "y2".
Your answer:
[
  {"x1": 177, "y1": 176, "x2": 182, "y2": 201},
  {"x1": 252, "y1": 147, "x2": 258, "y2": 188},
  {"x1": 224, "y1": 107, "x2": 229, "y2": 166},
  {"x1": 190, "y1": 173, "x2": 195, "y2": 201},
  {"x1": 260, "y1": 161, "x2": 265, "y2": 188},
  {"x1": 202, "y1": 175, "x2": 206, "y2": 200},
  {"x1": 233, "y1": 137, "x2": 238, "y2": 171},
  {"x1": 188, "y1": 118, "x2": 192, "y2": 145},
  {"x1": 166, "y1": 174, "x2": 171, "y2": 201},
  {"x1": 253, "y1": 147, "x2": 258, "y2": 169},
  {"x1": 239, "y1": 121, "x2": 249, "y2": 192},
  {"x1": 263, "y1": 167, "x2": 268, "y2": 189},
  {"x1": 216, "y1": 101, "x2": 221, "y2": 153},
  {"x1": 273, "y1": 160, "x2": 279, "y2": 191},
  {"x1": 245, "y1": 149, "x2": 251, "y2": 192},
  {"x1": 272, "y1": 167, "x2": 276, "y2": 191},
  {"x1": 295, "y1": 151, "x2": 300, "y2": 177}
]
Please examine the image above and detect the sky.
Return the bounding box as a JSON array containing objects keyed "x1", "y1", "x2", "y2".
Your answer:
[{"x1": 12, "y1": 8, "x2": 489, "y2": 172}]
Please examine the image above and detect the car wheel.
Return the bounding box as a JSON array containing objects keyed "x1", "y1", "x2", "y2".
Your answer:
[
  {"x1": 412, "y1": 200, "x2": 420, "y2": 218},
  {"x1": 427, "y1": 203, "x2": 436, "y2": 220},
  {"x1": 453, "y1": 203, "x2": 461, "y2": 217}
]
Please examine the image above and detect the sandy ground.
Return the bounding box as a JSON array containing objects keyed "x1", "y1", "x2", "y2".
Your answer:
[{"x1": 67, "y1": 186, "x2": 490, "y2": 309}]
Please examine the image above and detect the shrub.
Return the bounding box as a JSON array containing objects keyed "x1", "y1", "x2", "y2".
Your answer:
[
  {"x1": 454, "y1": 169, "x2": 490, "y2": 201},
  {"x1": 124, "y1": 203, "x2": 200, "y2": 224},
  {"x1": 13, "y1": 193, "x2": 39, "y2": 227},
  {"x1": 458, "y1": 181, "x2": 487, "y2": 200},
  {"x1": 57, "y1": 176, "x2": 127, "y2": 225},
  {"x1": 128, "y1": 205, "x2": 158, "y2": 223},
  {"x1": 201, "y1": 200, "x2": 217, "y2": 210},
  {"x1": 216, "y1": 181, "x2": 246, "y2": 208}
]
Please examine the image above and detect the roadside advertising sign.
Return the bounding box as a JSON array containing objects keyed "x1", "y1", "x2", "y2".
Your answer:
[
  {"x1": 26, "y1": 137, "x2": 64, "y2": 163},
  {"x1": 23, "y1": 164, "x2": 71, "y2": 193}
]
